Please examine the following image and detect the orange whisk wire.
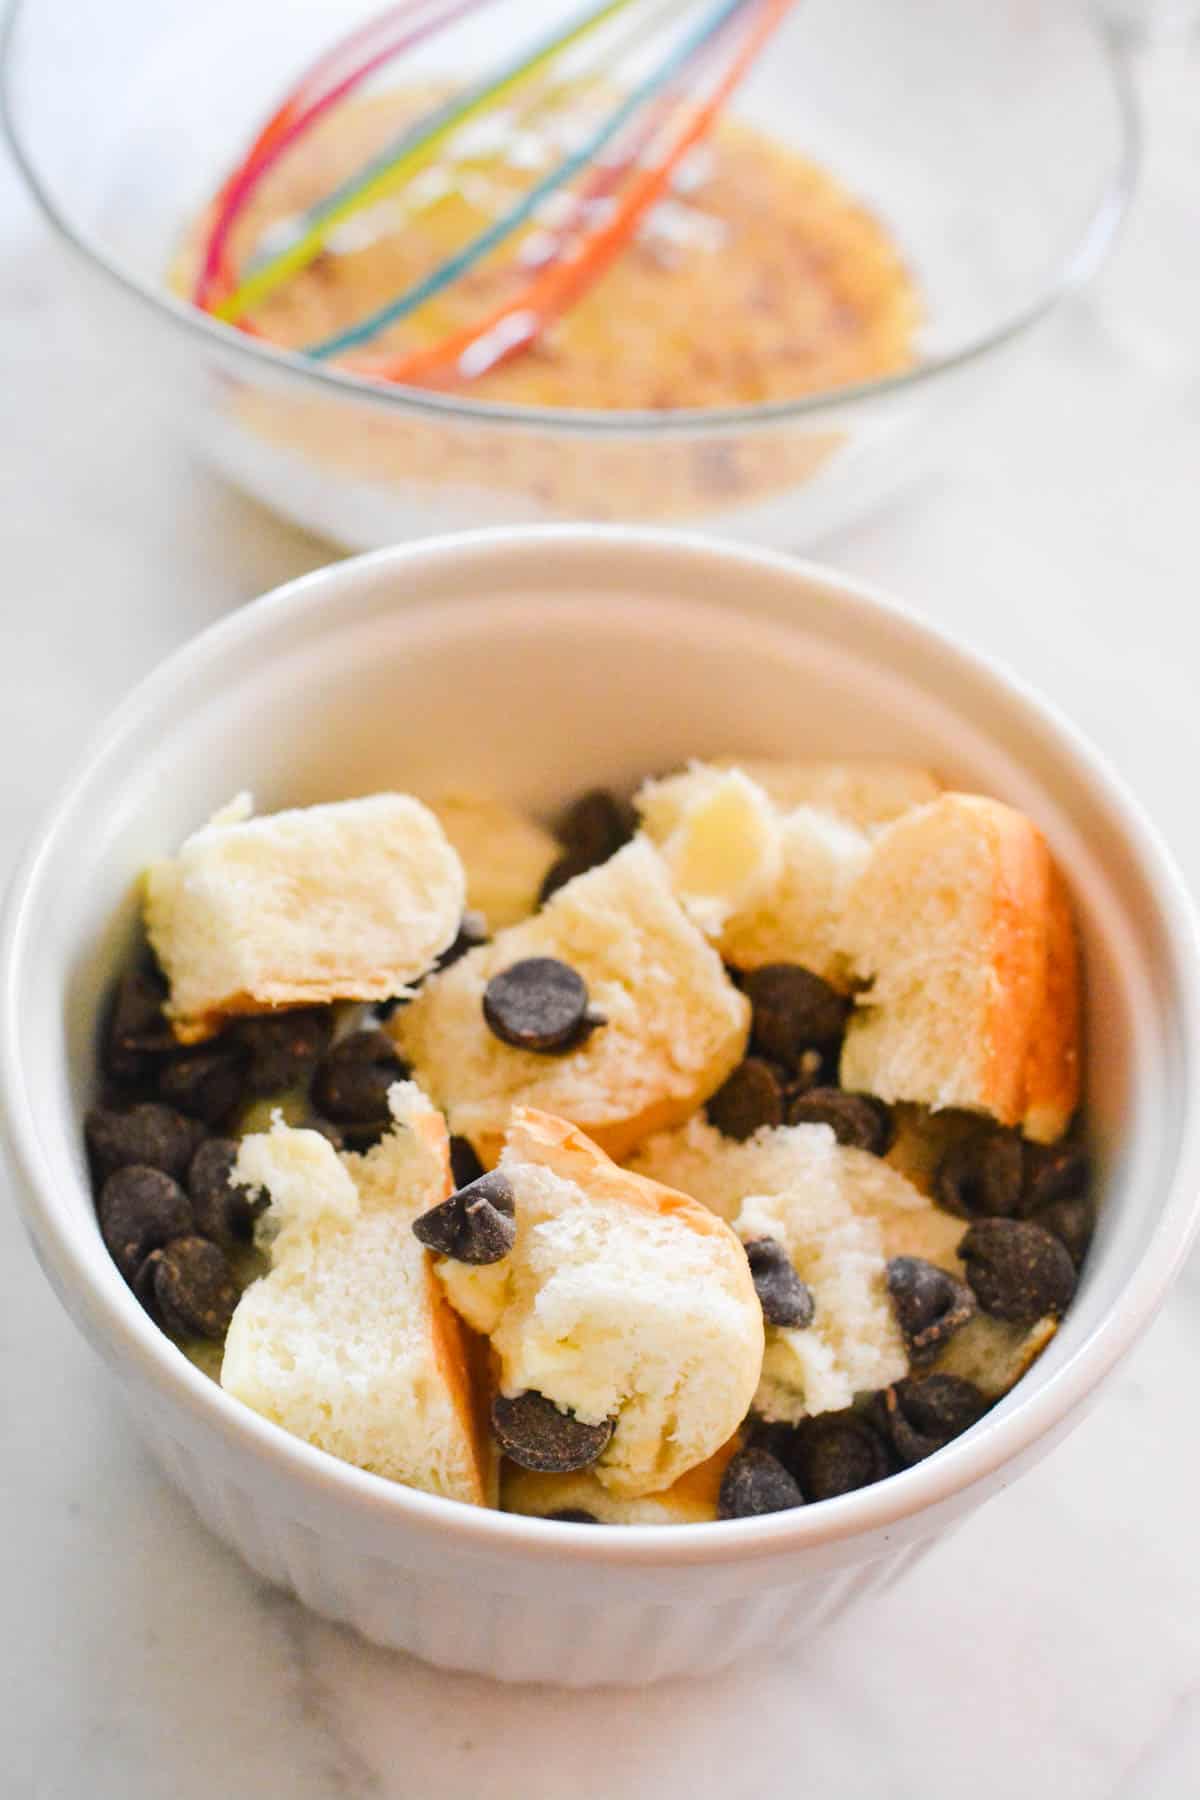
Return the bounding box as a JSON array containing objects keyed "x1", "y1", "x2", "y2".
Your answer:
[
  {"x1": 358, "y1": 0, "x2": 794, "y2": 388},
  {"x1": 194, "y1": 0, "x2": 498, "y2": 310}
]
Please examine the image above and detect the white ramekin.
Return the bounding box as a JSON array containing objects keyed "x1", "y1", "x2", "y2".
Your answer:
[{"x1": 3, "y1": 527, "x2": 1199, "y2": 1687}]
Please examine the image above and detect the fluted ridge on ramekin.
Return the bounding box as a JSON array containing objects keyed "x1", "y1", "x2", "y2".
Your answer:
[{"x1": 137, "y1": 1416, "x2": 940, "y2": 1686}]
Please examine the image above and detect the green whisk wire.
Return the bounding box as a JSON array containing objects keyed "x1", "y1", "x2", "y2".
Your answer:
[
  {"x1": 347, "y1": 0, "x2": 694, "y2": 248},
  {"x1": 304, "y1": 0, "x2": 755, "y2": 359},
  {"x1": 214, "y1": 0, "x2": 641, "y2": 321}
]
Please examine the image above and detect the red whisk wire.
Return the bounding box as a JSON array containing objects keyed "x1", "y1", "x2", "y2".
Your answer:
[{"x1": 194, "y1": 0, "x2": 495, "y2": 310}]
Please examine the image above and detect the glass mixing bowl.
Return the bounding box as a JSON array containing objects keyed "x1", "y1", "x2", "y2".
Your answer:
[{"x1": 2, "y1": 0, "x2": 1136, "y2": 549}]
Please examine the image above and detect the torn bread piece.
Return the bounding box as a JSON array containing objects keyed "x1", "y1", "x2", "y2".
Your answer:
[
  {"x1": 427, "y1": 790, "x2": 559, "y2": 930},
  {"x1": 394, "y1": 837, "x2": 749, "y2": 1165},
  {"x1": 502, "y1": 1436, "x2": 740, "y2": 1524},
  {"x1": 634, "y1": 764, "x2": 783, "y2": 939},
  {"x1": 930, "y1": 1311, "x2": 1058, "y2": 1401},
  {"x1": 431, "y1": 1109, "x2": 763, "y2": 1498},
  {"x1": 837, "y1": 1144, "x2": 966, "y2": 1271},
  {"x1": 837, "y1": 794, "x2": 1081, "y2": 1142},
  {"x1": 629, "y1": 1116, "x2": 959, "y2": 1421},
  {"x1": 145, "y1": 793, "x2": 465, "y2": 1041},
  {"x1": 636, "y1": 764, "x2": 875, "y2": 983},
  {"x1": 221, "y1": 1084, "x2": 493, "y2": 1506},
  {"x1": 712, "y1": 757, "x2": 941, "y2": 829},
  {"x1": 719, "y1": 806, "x2": 871, "y2": 982}
]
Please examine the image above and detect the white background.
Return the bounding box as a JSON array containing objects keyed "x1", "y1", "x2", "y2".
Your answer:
[{"x1": 3, "y1": 39, "x2": 1199, "y2": 1800}]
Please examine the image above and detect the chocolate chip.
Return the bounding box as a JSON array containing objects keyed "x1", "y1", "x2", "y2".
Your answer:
[
  {"x1": 230, "y1": 1008, "x2": 333, "y2": 1095},
  {"x1": 790, "y1": 1409, "x2": 892, "y2": 1501},
  {"x1": 492, "y1": 1391, "x2": 615, "y2": 1472},
  {"x1": 717, "y1": 1447, "x2": 804, "y2": 1519},
  {"x1": 159, "y1": 1043, "x2": 248, "y2": 1125},
  {"x1": 1031, "y1": 1192, "x2": 1095, "y2": 1268},
  {"x1": 557, "y1": 789, "x2": 635, "y2": 867},
  {"x1": 132, "y1": 1247, "x2": 169, "y2": 1315},
  {"x1": 960, "y1": 1218, "x2": 1077, "y2": 1322},
  {"x1": 85, "y1": 1103, "x2": 207, "y2": 1183},
  {"x1": 311, "y1": 1029, "x2": 409, "y2": 1124},
  {"x1": 311, "y1": 1119, "x2": 347, "y2": 1150},
  {"x1": 872, "y1": 1374, "x2": 989, "y2": 1466},
  {"x1": 786, "y1": 1088, "x2": 893, "y2": 1154},
  {"x1": 545, "y1": 1509, "x2": 601, "y2": 1523},
  {"x1": 98, "y1": 1166, "x2": 193, "y2": 1283},
  {"x1": 338, "y1": 1121, "x2": 392, "y2": 1153},
  {"x1": 886, "y1": 1256, "x2": 976, "y2": 1364},
  {"x1": 706, "y1": 1058, "x2": 784, "y2": 1140},
  {"x1": 744, "y1": 1238, "x2": 815, "y2": 1328},
  {"x1": 787, "y1": 1048, "x2": 828, "y2": 1097},
  {"x1": 436, "y1": 910, "x2": 490, "y2": 971},
  {"x1": 139, "y1": 1235, "x2": 239, "y2": 1340},
  {"x1": 482, "y1": 957, "x2": 602, "y2": 1054},
  {"x1": 102, "y1": 964, "x2": 174, "y2": 1081},
  {"x1": 449, "y1": 1136, "x2": 485, "y2": 1190},
  {"x1": 538, "y1": 850, "x2": 592, "y2": 905},
  {"x1": 413, "y1": 1171, "x2": 516, "y2": 1264},
  {"x1": 743, "y1": 965, "x2": 850, "y2": 1066},
  {"x1": 934, "y1": 1127, "x2": 1024, "y2": 1219},
  {"x1": 740, "y1": 1417, "x2": 802, "y2": 1468},
  {"x1": 188, "y1": 1137, "x2": 264, "y2": 1248},
  {"x1": 538, "y1": 792, "x2": 634, "y2": 903},
  {"x1": 1021, "y1": 1141, "x2": 1091, "y2": 1215}
]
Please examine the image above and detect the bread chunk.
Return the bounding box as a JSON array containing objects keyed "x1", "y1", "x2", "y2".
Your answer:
[
  {"x1": 836, "y1": 1143, "x2": 967, "y2": 1270},
  {"x1": 502, "y1": 1437, "x2": 740, "y2": 1524},
  {"x1": 837, "y1": 794, "x2": 1081, "y2": 1141},
  {"x1": 428, "y1": 790, "x2": 559, "y2": 929},
  {"x1": 634, "y1": 764, "x2": 784, "y2": 939},
  {"x1": 630, "y1": 1117, "x2": 960, "y2": 1420},
  {"x1": 394, "y1": 838, "x2": 749, "y2": 1164},
  {"x1": 638, "y1": 763, "x2": 897, "y2": 983},
  {"x1": 930, "y1": 1311, "x2": 1058, "y2": 1400},
  {"x1": 221, "y1": 1084, "x2": 492, "y2": 1506},
  {"x1": 145, "y1": 793, "x2": 465, "y2": 1040},
  {"x1": 713, "y1": 757, "x2": 941, "y2": 828},
  {"x1": 719, "y1": 806, "x2": 870, "y2": 981},
  {"x1": 434, "y1": 1109, "x2": 763, "y2": 1498}
]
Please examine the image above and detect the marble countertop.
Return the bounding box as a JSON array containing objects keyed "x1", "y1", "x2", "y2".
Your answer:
[{"x1": 4, "y1": 37, "x2": 1200, "y2": 1800}]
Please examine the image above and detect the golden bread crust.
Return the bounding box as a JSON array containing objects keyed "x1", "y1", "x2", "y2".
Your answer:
[
  {"x1": 974, "y1": 797, "x2": 1053, "y2": 1129},
  {"x1": 1021, "y1": 859, "x2": 1082, "y2": 1142},
  {"x1": 501, "y1": 1434, "x2": 741, "y2": 1524},
  {"x1": 413, "y1": 1102, "x2": 497, "y2": 1508},
  {"x1": 967, "y1": 796, "x2": 1080, "y2": 1140},
  {"x1": 841, "y1": 793, "x2": 1082, "y2": 1141},
  {"x1": 508, "y1": 1108, "x2": 745, "y2": 1245}
]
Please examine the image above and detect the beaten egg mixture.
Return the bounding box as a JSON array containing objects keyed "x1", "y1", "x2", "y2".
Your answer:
[{"x1": 176, "y1": 90, "x2": 919, "y2": 518}]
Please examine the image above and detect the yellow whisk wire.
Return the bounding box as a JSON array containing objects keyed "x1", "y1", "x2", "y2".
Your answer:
[{"x1": 213, "y1": 0, "x2": 641, "y2": 321}]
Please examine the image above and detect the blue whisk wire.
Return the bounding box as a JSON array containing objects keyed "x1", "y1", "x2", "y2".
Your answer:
[
  {"x1": 304, "y1": 0, "x2": 756, "y2": 359},
  {"x1": 216, "y1": 0, "x2": 642, "y2": 319}
]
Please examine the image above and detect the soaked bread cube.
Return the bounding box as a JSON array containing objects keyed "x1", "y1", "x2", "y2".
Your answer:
[
  {"x1": 221, "y1": 1084, "x2": 493, "y2": 1506},
  {"x1": 431, "y1": 1109, "x2": 763, "y2": 1498},
  {"x1": 145, "y1": 793, "x2": 464, "y2": 1040},
  {"x1": 394, "y1": 837, "x2": 749, "y2": 1165}
]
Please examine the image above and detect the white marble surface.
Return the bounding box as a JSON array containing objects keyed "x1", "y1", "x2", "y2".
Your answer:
[{"x1": 4, "y1": 37, "x2": 1200, "y2": 1800}]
